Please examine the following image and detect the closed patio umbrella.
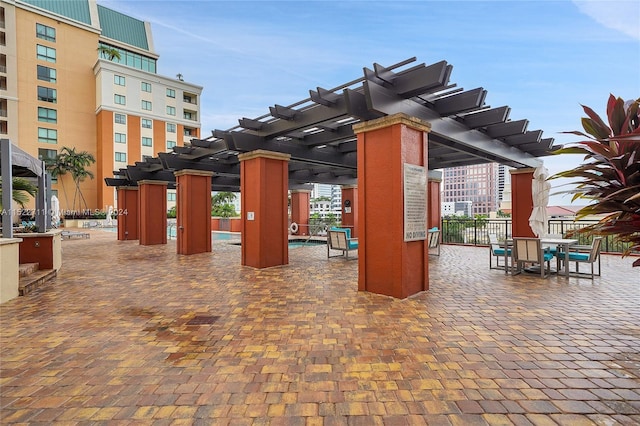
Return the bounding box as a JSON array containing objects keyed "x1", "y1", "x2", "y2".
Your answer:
[{"x1": 529, "y1": 165, "x2": 550, "y2": 237}]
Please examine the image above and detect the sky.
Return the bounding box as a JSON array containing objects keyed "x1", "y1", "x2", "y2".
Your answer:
[{"x1": 101, "y1": 0, "x2": 640, "y2": 205}]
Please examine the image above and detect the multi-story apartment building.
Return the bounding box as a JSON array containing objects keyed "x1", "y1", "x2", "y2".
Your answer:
[
  {"x1": 1, "y1": 0, "x2": 202, "y2": 212},
  {"x1": 442, "y1": 163, "x2": 508, "y2": 216},
  {"x1": 310, "y1": 183, "x2": 342, "y2": 220}
]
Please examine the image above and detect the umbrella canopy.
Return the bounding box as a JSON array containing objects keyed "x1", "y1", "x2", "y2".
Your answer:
[
  {"x1": 529, "y1": 166, "x2": 551, "y2": 237},
  {"x1": 51, "y1": 195, "x2": 60, "y2": 228}
]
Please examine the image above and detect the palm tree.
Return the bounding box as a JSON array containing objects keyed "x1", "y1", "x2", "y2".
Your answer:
[
  {"x1": 49, "y1": 147, "x2": 95, "y2": 212},
  {"x1": 0, "y1": 177, "x2": 37, "y2": 209},
  {"x1": 97, "y1": 45, "x2": 121, "y2": 61},
  {"x1": 64, "y1": 147, "x2": 95, "y2": 211},
  {"x1": 45, "y1": 154, "x2": 70, "y2": 209},
  {"x1": 211, "y1": 192, "x2": 237, "y2": 217}
]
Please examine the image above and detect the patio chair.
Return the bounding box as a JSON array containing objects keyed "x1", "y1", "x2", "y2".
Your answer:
[
  {"x1": 327, "y1": 227, "x2": 358, "y2": 260},
  {"x1": 428, "y1": 228, "x2": 440, "y2": 256},
  {"x1": 556, "y1": 237, "x2": 602, "y2": 279},
  {"x1": 488, "y1": 233, "x2": 511, "y2": 271},
  {"x1": 512, "y1": 237, "x2": 554, "y2": 278}
]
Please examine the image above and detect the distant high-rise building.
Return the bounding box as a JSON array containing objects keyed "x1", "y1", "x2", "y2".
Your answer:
[
  {"x1": 2, "y1": 0, "x2": 203, "y2": 212},
  {"x1": 310, "y1": 183, "x2": 342, "y2": 219},
  {"x1": 442, "y1": 163, "x2": 508, "y2": 216}
]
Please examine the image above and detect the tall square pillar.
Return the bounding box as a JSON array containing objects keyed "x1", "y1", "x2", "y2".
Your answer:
[
  {"x1": 353, "y1": 113, "x2": 431, "y2": 299},
  {"x1": 238, "y1": 150, "x2": 291, "y2": 268},
  {"x1": 340, "y1": 185, "x2": 358, "y2": 238},
  {"x1": 116, "y1": 187, "x2": 139, "y2": 241},
  {"x1": 427, "y1": 173, "x2": 442, "y2": 230},
  {"x1": 290, "y1": 189, "x2": 311, "y2": 236},
  {"x1": 510, "y1": 168, "x2": 535, "y2": 238},
  {"x1": 175, "y1": 170, "x2": 213, "y2": 255},
  {"x1": 139, "y1": 180, "x2": 168, "y2": 246}
]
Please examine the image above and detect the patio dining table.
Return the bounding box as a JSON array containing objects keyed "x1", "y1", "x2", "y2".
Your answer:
[{"x1": 502, "y1": 237, "x2": 579, "y2": 276}]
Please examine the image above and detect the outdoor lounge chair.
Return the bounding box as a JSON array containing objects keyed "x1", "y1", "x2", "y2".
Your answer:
[
  {"x1": 327, "y1": 227, "x2": 358, "y2": 260},
  {"x1": 61, "y1": 230, "x2": 90, "y2": 240},
  {"x1": 512, "y1": 237, "x2": 554, "y2": 278},
  {"x1": 488, "y1": 233, "x2": 511, "y2": 271},
  {"x1": 556, "y1": 237, "x2": 602, "y2": 279}
]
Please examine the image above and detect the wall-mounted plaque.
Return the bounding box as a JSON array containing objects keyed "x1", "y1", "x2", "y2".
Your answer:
[{"x1": 403, "y1": 163, "x2": 427, "y2": 242}]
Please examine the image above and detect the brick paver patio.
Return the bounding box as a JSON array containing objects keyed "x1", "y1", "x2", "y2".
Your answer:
[{"x1": 1, "y1": 230, "x2": 638, "y2": 425}]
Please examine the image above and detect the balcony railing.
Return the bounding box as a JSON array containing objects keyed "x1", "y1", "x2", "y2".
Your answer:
[
  {"x1": 0, "y1": 65, "x2": 6, "y2": 73},
  {"x1": 441, "y1": 218, "x2": 632, "y2": 254},
  {"x1": 0, "y1": 109, "x2": 7, "y2": 117}
]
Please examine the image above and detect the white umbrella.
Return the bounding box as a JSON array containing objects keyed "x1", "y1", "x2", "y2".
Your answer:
[
  {"x1": 51, "y1": 195, "x2": 60, "y2": 228},
  {"x1": 529, "y1": 165, "x2": 550, "y2": 237}
]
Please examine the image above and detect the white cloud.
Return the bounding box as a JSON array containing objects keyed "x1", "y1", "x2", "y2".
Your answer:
[{"x1": 573, "y1": 0, "x2": 640, "y2": 40}]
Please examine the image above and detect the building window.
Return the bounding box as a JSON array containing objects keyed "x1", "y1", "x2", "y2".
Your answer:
[
  {"x1": 37, "y1": 65, "x2": 56, "y2": 83},
  {"x1": 142, "y1": 100, "x2": 152, "y2": 111},
  {"x1": 166, "y1": 88, "x2": 175, "y2": 98},
  {"x1": 115, "y1": 133, "x2": 126, "y2": 143},
  {"x1": 36, "y1": 45, "x2": 56, "y2": 62},
  {"x1": 184, "y1": 127, "x2": 194, "y2": 136},
  {"x1": 184, "y1": 111, "x2": 195, "y2": 120},
  {"x1": 37, "y1": 86, "x2": 57, "y2": 103},
  {"x1": 166, "y1": 106, "x2": 176, "y2": 116},
  {"x1": 115, "y1": 152, "x2": 126, "y2": 162},
  {"x1": 98, "y1": 42, "x2": 157, "y2": 73},
  {"x1": 115, "y1": 113, "x2": 126, "y2": 124},
  {"x1": 37, "y1": 107, "x2": 57, "y2": 123},
  {"x1": 38, "y1": 148, "x2": 57, "y2": 161},
  {"x1": 141, "y1": 82, "x2": 152, "y2": 92},
  {"x1": 36, "y1": 23, "x2": 56, "y2": 42},
  {"x1": 166, "y1": 123, "x2": 176, "y2": 133},
  {"x1": 141, "y1": 137, "x2": 152, "y2": 147},
  {"x1": 141, "y1": 119, "x2": 152, "y2": 129},
  {"x1": 38, "y1": 127, "x2": 57, "y2": 144},
  {"x1": 166, "y1": 140, "x2": 176, "y2": 149},
  {"x1": 167, "y1": 192, "x2": 176, "y2": 202},
  {"x1": 114, "y1": 94, "x2": 126, "y2": 105},
  {"x1": 114, "y1": 75, "x2": 125, "y2": 86}
]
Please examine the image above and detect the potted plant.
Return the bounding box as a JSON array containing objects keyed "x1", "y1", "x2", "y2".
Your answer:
[{"x1": 550, "y1": 95, "x2": 640, "y2": 266}]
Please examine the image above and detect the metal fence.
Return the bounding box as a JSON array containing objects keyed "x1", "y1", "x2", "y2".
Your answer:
[{"x1": 440, "y1": 218, "x2": 632, "y2": 254}]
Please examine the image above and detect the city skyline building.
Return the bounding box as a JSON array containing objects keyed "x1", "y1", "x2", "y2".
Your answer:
[
  {"x1": 442, "y1": 163, "x2": 509, "y2": 216},
  {"x1": 1, "y1": 0, "x2": 202, "y2": 212}
]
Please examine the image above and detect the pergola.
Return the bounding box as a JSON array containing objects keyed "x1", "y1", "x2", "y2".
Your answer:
[
  {"x1": 105, "y1": 57, "x2": 558, "y2": 299},
  {"x1": 105, "y1": 57, "x2": 555, "y2": 191}
]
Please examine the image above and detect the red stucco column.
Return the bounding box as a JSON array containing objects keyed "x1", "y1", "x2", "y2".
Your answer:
[
  {"x1": 510, "y1": 168, "x2": 535, "y2": 238},
  {"x1": 138, "y1": 180, "x2": 168, "y2": 246},
  {"x1": 353, "y1": 113, "x2": 431, "y2": 299},
  {"x1": 427, "y1": 176, "x2": 442, "y2": 230},
  {"x1": 116, "y1": 187, "x2": 138, "y2": 241},
  {"x1": 290, "y1": 189, "x2": 311, "y2": 236},
  {"x1": 174, "y1": 170, "x2": 213, "y2": 255},
  {"x1": 238, "y1": 150, "x2": 290, "y2": 268},
  {"x1": 340, "y1": 185, "x2": 358, "y2": 238}
]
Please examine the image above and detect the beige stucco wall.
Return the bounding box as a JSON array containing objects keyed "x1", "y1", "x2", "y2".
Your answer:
[
  {"x1": 15, "y1": 7, "x2": 99, "y2": 212},
  {"x1": 0, "y1": 238, "x2": 22, "y2": 304}
]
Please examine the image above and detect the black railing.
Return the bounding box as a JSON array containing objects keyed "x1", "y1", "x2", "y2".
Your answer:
[{"x1": 441, "y1": 218, "x2": 632, "y2": 254}]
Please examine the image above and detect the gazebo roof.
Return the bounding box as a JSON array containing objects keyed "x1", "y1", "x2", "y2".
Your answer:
[{"x1": 106, "y1": 57, "x2": 557, "y2": 191}]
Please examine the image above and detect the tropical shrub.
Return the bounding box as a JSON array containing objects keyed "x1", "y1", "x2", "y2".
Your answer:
[{"x1": 550, "y1": 95, "x2": 640, "y2": 266}]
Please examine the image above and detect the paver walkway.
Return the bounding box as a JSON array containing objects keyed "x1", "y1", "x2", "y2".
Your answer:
[{"x1": 1, "y1": 230, "x2": 639, "y2": 425}]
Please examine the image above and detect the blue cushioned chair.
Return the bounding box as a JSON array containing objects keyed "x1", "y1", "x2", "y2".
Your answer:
[
  {"x1": 556, "y1": 237, "x2": 602, "y2": 279},
  {"x1": 488, "y1": 233, "x2": 511, "y2": 271},
  {"x1": 512, "y1": 237, "x2": 554, "y2": 278},
  {"x1": 327, "y1": 227, "x2": 358, "y2": 260}
]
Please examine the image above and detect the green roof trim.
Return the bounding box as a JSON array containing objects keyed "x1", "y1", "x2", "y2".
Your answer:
[
  {"x1": 20, "y1": 0, "x2": 91, "y2": 25},
  {"x1": 97, "y1": 5, "x2": 149, "y2": 51}
]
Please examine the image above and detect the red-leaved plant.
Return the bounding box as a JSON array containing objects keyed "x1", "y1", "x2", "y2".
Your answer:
[{"x1": 550, "y1": 95, "x2": 640, "y2": 266}]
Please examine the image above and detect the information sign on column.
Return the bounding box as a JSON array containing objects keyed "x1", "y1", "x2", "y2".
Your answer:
[{"x1": 403, "y1": 163, "x2": 427, "y2": 242}]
